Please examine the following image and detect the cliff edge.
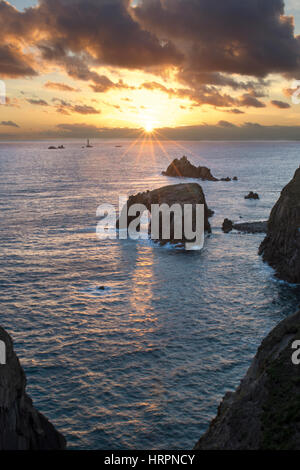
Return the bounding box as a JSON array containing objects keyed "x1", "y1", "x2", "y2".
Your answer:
[
  {"x1": 195, "y1": 310, "x2": 300, "y2": 450},
  {"x1": 259, "y1": 167, "x2": 300, "y2": 283},
  {"x1": 0, "y1": 325, "x2": 66, "y2": 450}
]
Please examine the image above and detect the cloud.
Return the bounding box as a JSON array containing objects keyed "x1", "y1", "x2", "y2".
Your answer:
[
  {"x1": 135, "y1": 0, "x2": 300, "y2": 77},
  {"x1": 44, "y1": 81, "x2": 80, "y2": 92},
  {"x1": 3, "y1": 0, "x2": 299, "y2": 80},
  {"x1": 27, "y1": 98, "x2": 49, "y2": 106},
  {"x1": 52, "y1": 98, "x2": 101, "y2": 114},
  {"x1": 225, "y1": 108, "x2": 245, "y2": 114},
  {"x1": 71, "y1": 104, "x2": 100, "y2": 114},
  {"x1": 271, "y1": 99, "x2": 291, "y2": 109},
  {"x1": 0, "y1": 120, "x2": 19, "y2": 127},
  {"x1": 0, "y1": 0, "x2": 300, "y2": 115},
  {"x1": 238, "y1": 93, "x2": 266, "y2": 108},
  {"x1": 218, "y1": 120, "x2": 236, "y2": 128},
  {"x1": 0, "y1": 44, "x2": 37, "y2": 78},
  {"x1": 12, "y1": 0, "x2": 181, "y2": 68}
]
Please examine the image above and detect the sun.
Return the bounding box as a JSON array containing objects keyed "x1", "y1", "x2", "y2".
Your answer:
[{"x1": 144, "y1": 122, "x2": 155, "y2": 133}]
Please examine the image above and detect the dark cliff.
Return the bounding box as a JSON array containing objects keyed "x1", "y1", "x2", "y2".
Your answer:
[
  {"x1": 259, "y1": 167, "x2": 300, "y2": 283},
  {"x1": 0, "y1": 326, "x2": 66, "y2": 450},
  {"x1": 195, "y1": 310, "x2": 300, "y2": 450}
]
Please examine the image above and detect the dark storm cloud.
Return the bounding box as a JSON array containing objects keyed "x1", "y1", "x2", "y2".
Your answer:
[
  {"x1": 1, "y1": 0, "x2": 300, "y2": 113},
  {"x1": 6, "y1": 0, "x2": 181, "y2": 68},
  {"x1": 2, "y1": 0, "x2": 299, "y2": 79},
  {"x1": 135, "y1": 0, "x2": 300, "y2": 77},
  {"x1": 0, "y1": 45, "x2": 37, "y2": 78}
]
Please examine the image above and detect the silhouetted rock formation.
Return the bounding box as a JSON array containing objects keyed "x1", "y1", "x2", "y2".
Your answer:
[
  {"x1": 117, "y1": 183, "x2": 212, "y2": 247},
  {"x1": 195, "y1": 309, "x2": 300, "y2": 450},
  {"x1": 0, "y1": 326, "x2": 66, "y2": 450},
  {"x1": 222, "y1": 219, "x2": 233, "y2": 233},
  {"x1": 48, "y1": 146, "x2": 57, "y2": 150},
  {"x1": 162, "y1": 156, "x2": 219, "y2": 181},
  {"x1": 259, "y1": 167, "x2": 300, "y2": 283},
  {"x1": 245, "y1": 192, "x2": 260, "y2": 200},
  {"x1": 222, "y1": 220, "x2": 267, "y2": 234}
]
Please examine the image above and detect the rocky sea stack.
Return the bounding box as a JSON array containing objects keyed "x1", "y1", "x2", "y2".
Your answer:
[
  {"x1": 162, "y1": 156, "x2": 219, "y2": 181},
  {"x1": 259, "y1": 167, "x2": 300, "y2": 283},
  {"x1": 245, "y1": 191, "x2": 260, "y2": 200},
  {"x1": 0, "y1": 326, "x2": 66, "y2": 450},
  {"x1": 195, "y1": 309, "x2": 300, "y2": 450},
  {"x1": 117, "y1": 183, "x2": 212, "y2": 247}
]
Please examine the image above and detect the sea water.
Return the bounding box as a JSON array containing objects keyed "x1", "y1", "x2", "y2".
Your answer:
[{"x1": 0, "y1": 139, "x2": 300, "y2": 449}]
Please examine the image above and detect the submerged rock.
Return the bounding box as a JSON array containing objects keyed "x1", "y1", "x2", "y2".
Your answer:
[
  {"x1": 245, "y1": 192, "x2": 260, "y2": 200},
  {"x1": 117, "y1": 183, "x2": 212, "y2": 247},
  {"x1": 195, "y1": 309, "x2": 300, "y2": 450},
  {"x1": 259, "y1": 167, "x2": 300, "y2": 283},
  {"x1": 162, "y1": 156, "x2": 219, "y2": 181},
  {"x1": 0, "y1": 326, "x2": 66, "y2": 450},
  {"x1": 220, "y1": 177, "x2": 231, "y2": 182}
]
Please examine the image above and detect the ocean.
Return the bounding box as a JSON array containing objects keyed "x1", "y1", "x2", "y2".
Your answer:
[{"x1": 0, "y1": 139, "x2": 300, "y2": 449}]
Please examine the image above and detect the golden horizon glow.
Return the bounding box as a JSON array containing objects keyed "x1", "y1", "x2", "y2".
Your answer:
[{"x1": 144, "y1": 122, "x2": 155, "y2": 133}]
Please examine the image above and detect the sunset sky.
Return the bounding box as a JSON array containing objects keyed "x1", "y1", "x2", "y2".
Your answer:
[{"x1": 1, "y1": 0, "x2": 300, "y2": 139}]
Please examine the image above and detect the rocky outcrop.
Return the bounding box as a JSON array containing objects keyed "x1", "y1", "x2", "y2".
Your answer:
[
  {"x1": 222, "y1": 220, "x2": 267, "y2": 234},
  {"x1": 162, "y1": 156, "x2": 219, "y2": 181},
  {"x1": 0, "y1": 326, "x2": 66, "y2": 450},
  {"x1": 259, "y1": 167, "x2": 300, "y2": 283},
  {"x1": 234, "y1": 221, "x2": 267, "y2": 233},
  {"x1": 195, "y1": 309, "x2": 300, "y2": 450},
  {"x1": 117, "y1": 183, "x2": 212, "y2": 248},
  {"x1": 222, "y1": 219, "x2": 233, "y2": 233},
  {"x1": 245, "y1": 192, "x2": 260, "y2": 200}
]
